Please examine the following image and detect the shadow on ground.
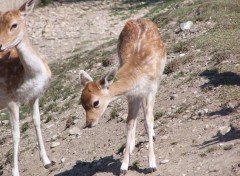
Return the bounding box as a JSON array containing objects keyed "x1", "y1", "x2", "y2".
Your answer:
[
  {"x1": 55, "y1": 155, "x2": 121, "y2": 176},
  {"x1": 197, "y1": 125, "x2": 240, "y2": 149},
  {"x1": 200, "y1": 69, "x2": 240, "y2": 89},
  {"x1": 208, "y1": 103, "x2": 240, "y2": 117}
]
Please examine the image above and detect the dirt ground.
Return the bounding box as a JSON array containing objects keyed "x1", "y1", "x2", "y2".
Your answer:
[{"x1": 1, "y1": 0, "x2": 240, "y2": 176}]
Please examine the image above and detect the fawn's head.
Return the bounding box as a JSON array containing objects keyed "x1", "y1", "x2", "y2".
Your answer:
[
  {"x1": 0, "y1": 0, "x2": 35, "y2": 51},
  {"x1": 79, "y1": 70, "x2": 117, "y2": 128}
]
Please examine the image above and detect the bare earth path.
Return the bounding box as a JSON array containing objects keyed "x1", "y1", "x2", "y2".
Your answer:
[{"x1": 27, "y1": 1, "x2": 151, "y2": 63}]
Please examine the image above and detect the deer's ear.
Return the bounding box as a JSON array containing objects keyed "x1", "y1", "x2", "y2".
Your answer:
[
  {"x1": 20, "y1": 0, "x2": 35, "y2": 19},
  {"x1": 99, "y1": 69, "x2": 117, "y2": 89},
  {"x1": 79, "y1": 70, "x2": 93, "y2": 86}
]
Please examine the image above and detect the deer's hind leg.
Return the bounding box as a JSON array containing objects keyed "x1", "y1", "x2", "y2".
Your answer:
[{"x1": 142, "y1": 92, "x2": 157, "y2": 172}]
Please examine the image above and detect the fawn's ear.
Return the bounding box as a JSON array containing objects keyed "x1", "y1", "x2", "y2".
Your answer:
[
  {"x1": 99, "y1": 69, "x2": 117, "y2": 89},
  {"x1": 79, "y1": 70, "x2": 93, "y2": 86},
  {"x1": 20, "y1": 0, "x2": 35, "y2": 19}
]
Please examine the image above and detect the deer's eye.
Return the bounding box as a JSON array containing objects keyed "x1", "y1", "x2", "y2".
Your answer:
[
  {"x1": 10, "y1": 23, "x2": 18, "y2": 30},
  {"x1": 93, "y1": 100, "x2": 99, "y2": 108}
]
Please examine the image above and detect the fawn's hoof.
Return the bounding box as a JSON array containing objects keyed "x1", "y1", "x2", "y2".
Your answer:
[
  {"x1": 44, "y1": 161, "x2": 56, "y2": 169},
  {"x1": 120, "y1": 169, "x2": 127, "y2": 175},
  {"x1": 149, "y1": 167, "x2": 157, "y2": 173}
]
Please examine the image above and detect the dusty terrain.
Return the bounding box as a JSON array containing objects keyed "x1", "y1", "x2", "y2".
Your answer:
[{"x1": 1, "y1": 0, "x2": 240, "y2": 176}]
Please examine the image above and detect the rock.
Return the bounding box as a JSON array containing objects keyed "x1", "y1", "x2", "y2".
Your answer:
[
  {"x1": 171, "y1": 106, "x2": 177, "y2": 109},
  {"x1": 162, "y1": 135, "x2": 169, "y2": 140},
  {"x1": 51, "y1": 142, "x2": 60, "y2": 148},
  {"x1": 120, "y1": 113, "x2": 128, "y2": 121},
  {"x1": 179, "y1": 53, "x2": 186, "y2": 57},
  {"x1": 197, "y1": 110, "x2": 204, "y2": 116},
  {"x1": 180, "y1": 21, "x2": 193, "y2": 31},
  {"x1": 160, "y1": 159, "x2": 169, "y2": 164},
  {"x1": 0, "y1": 112, "x2": 7, "y2": 116},
  {"x1": 2, "y1": 120, "x2": 9, "y2": 125},
  {"x1": 95, "y1": 62, "x2": 102, "y2": 68},
  {"x1": 226, "y1": 102, "x2": 234, "y2": 109},
  {"x1": 218, "y1": 126, "x2": 231, "y2": 135},
  {"x1": 191, "y1": 116, "x2": 200, "y2": 120},
  {"x1": 68, "y1": 127, "x2": 81, "y2": 136},
  {"x1": 203, "y1": 109, "x2": 208, "y2": 114},
  {"x1": 73, "y1": 119, "x2": 80, "y2": 125},
  {"x1": 170, "y1": 94, "x2": 178, "y2": 100},
  {"x1": 51, "y1": 135, "x2": 58, "y2": 141},
  {"x1": 61, "y1": 158, "x2": 66, "y2": 163},
  {"x1": 204, "y1": 124, "x2": 209, "y2": 130}
]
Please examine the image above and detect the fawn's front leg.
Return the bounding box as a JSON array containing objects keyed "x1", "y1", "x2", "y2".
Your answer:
[{"x1": 120, "y1": 96, "x2": 141, "y2": 174}]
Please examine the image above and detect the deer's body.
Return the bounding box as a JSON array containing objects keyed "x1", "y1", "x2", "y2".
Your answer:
[
  {"x1": 0, "y1": 1, "x2": 52, "y2": 175},
  {"x1": 0, "y1": 45, "x2": 51, "y2": 108},
  {"x1": 80, "y1": 19, "x2": 166, "y2": 174}
]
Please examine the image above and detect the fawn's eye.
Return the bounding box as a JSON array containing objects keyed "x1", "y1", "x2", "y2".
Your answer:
[
  {"x1": 93, "y1": 100, "x2": 99, "y2": 108},
  {"x1": 10, "y1": 23, "x2": 18, "y2": 30}
]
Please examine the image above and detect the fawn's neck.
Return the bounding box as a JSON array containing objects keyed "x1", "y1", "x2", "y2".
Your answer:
[{"x1": 109, "y1": 64, "x2": 140, "y2": 98}]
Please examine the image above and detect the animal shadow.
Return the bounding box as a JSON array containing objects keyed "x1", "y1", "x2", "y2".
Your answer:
[
  {"x1": 55, "y1": 155, "x2": 121, "y2": 176},
  {"x1": 200, "y1": 69, "x2": 240, "y2": 89},
  {"x1": 198, "y1": 125, "x2": 240, "y2": 149}
]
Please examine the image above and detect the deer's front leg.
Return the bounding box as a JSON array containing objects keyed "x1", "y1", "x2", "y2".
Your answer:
[
  {"x1": 120, "y1": 96, "x2": 141, "y2": 174},
  {"x1": 8, "y1": 102, "x2": 20, "y2": 176},
  {"x1": 30, "y1": 98, "x2": 51, "y2": 168}
]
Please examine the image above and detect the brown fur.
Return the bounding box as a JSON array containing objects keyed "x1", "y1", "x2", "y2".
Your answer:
[{"x1": 0, "y1": 48, "x2": 24, "y2": 95}]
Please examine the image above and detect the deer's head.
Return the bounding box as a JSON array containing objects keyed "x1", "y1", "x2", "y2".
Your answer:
[
  {"x1": 0, "y1": 0, "x2": 35, "y2": 51},
  {"x1": 79, "y1": 70, "x2": 117, "y2": 128}
]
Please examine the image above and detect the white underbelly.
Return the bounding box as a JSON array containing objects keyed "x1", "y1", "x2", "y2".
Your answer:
[{"x1": 127, "y1": 77, "x2": 158, "y2": 97}]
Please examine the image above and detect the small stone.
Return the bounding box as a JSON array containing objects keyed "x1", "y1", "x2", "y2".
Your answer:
[
  {"x1": 61, "y1": 158, "x2": 66, "y2": 163},
  {"x1": 120, "y1": 113, "x2": 127, "y2": 121},
  {"x1": 203, "y1": 109, "x2": 208, "y2": 114},
  {"x1": 180, "y1": 21, "x2": 193, "y2": 31},
  {"x1": 197, "y1": 110, "x2": 205, "y2": 117},
  {"x1": 68, "y1": 127, "x2": 81, "y2": 136},
  {"x1": 95, "y1": 63, "x2": 102, "y2": 67},
  {"x1": 218, "y1": 126, "x2": 231, "y2": 135},
  {"x1": 204, "y1": 124, "x2": 209, "y2": 130},
  {"x1": 179, "y1": 53, "x2": 186, "y2": 57},
  {"x1": 191, "y1": 116, "x2": 200, "y2": 120},
  {"x1": 73, "y1": 119, "x2": 80, "y2": 125},
  {"x1": 170, "y1": 94, "x2": 178, "y2": 100},
  {"x1": 2, "y1": 120, "x2": 9, "y2": 125},
  {"x1": 0, "y1": 112, "x2": 7, "y2": 116},
  {"x1": 226, "y1": 102, "x2": 234, "y2": 109},
  {"x1": 162, "y1": 135, "x2": 168, "y2": 140},
  {"x1": 51, "y1": 142, "x2": 60, "y2": 148},
  {"x1": 160, "y1": 159, "x2": 169, "y2": 164},
  {"x1": 171, "y1": 106, "x2": 176, "y2": 109},
  {"x1": 51, "y1": 135, "x2": 58, "y2": 141}
]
